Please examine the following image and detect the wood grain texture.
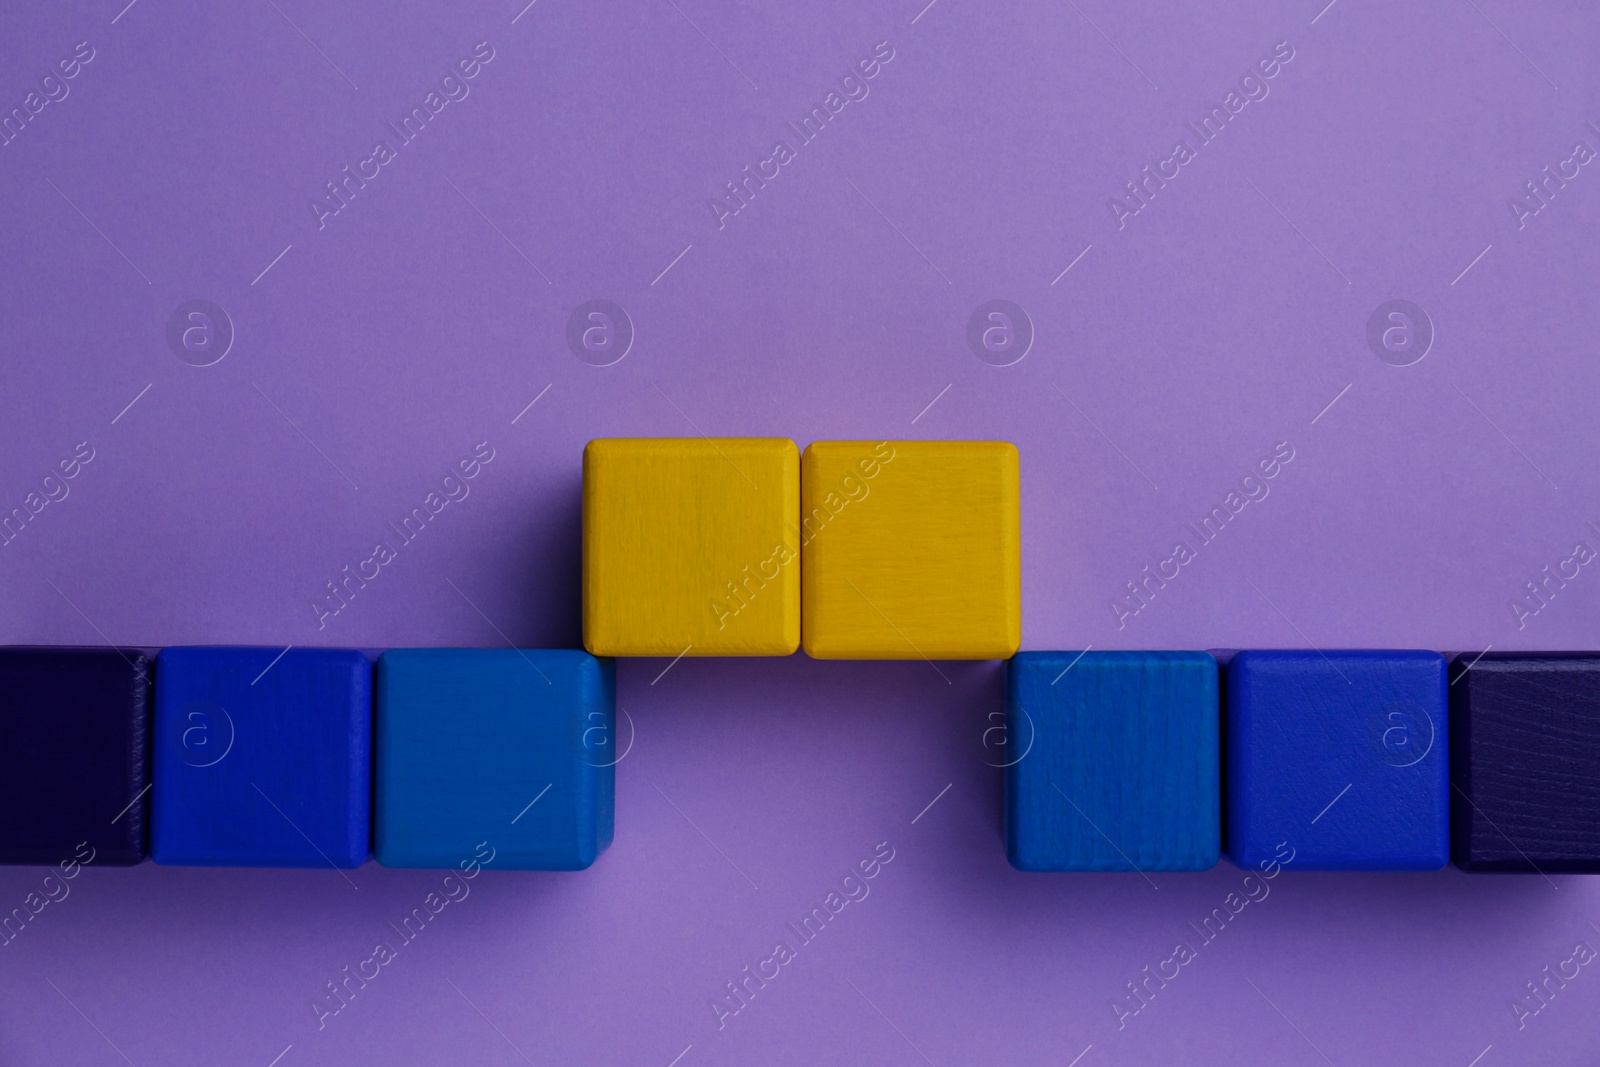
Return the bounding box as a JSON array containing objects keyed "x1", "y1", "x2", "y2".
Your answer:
[
  {"x1": 0, "y1": 647, "x2": 150, "y2": 866},
  {"x1": 583, "y1": 438, "x2": 800, "y2": 656},
  {"x1": 150, "y1": 647, "x2": 371, "y2": 868},
  {"x1": 1451, "y1": 652, "x2": 1600, "y2": 872},
  {"x1": 1226, "y1": 650, "x2": 1448, "y2": 871},
  {"x1": 375, "y1": 649, "x2": 613, "y2": 871},
  {"x1": 1006, "y1": 651, "x2": 1219, "y2": 872},
  {"x1": 801, "y1": 440, "x2": 1020, "y2": 659}
]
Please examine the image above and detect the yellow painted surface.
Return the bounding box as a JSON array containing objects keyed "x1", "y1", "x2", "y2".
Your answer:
[
  {"x1": 801, "y1": 440, "x2": 1021, "y2": 660},
  {"x1": 583, "y1": 438, "x2": 800, "y2": 656}
]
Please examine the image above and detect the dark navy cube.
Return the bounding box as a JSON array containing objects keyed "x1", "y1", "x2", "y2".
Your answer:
[
  {"x1": 151, "y1": 646, "x2": 371, "y2": 868},
  {"x1": 0, "y1": 647, "x2": 151, "y2": 866},
  {"x1": 1226, "y1": 650, "x2": 1448, "y2": 871},
  {"x1": 375, "y1": 649, "x2": 614, "y2": 870},
  {"x1": 1451, "y1": 653, "x2": 1600, "y2": 872},
  {"x1": 1006, "y1": 651, "x2": 1219, "y2": 872}
]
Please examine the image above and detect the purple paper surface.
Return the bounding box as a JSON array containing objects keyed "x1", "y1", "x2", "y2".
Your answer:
[{"x1": 3, "y1": 0, "x2": 1599, "y2": 1063}]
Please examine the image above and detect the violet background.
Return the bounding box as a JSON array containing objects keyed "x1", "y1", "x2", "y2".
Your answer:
[{"x1": 3, "y1": 0, "x2": 1599, "y2": 1063}]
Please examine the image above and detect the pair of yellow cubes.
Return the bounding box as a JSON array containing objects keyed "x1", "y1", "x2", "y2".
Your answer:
[{"x1": 582, "y1": 439, "x2": 1021, "y2": 659}]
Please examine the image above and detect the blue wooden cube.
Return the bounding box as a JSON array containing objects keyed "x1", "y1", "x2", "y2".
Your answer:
[
  {"x1": 1006, "y1": 651, "x2": 1219, "y2": 872},
  {"x1": 1451, "y1": 653, "x2": 1600, "y2": 872},
  {"x1": 150, "y1": 647, "x2": 371, "y2": 868},
  {"x1": 1226, "y1": 649, "x2": 1448, "y2": 871},
  {"x1": 0, "y1": 647, "x2": 151, "y2": 866},
  {"x1": 374, "y1": 649, "x2": 614, "y2": 871}
]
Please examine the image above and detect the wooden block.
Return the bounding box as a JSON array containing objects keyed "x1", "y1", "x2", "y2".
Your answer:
[
  {"x1": 1226, "y1": 650, "x2": 1448, "y2": 871},
  {"x1": 801, "y1": 440, "x2": 1020, "y2": 659},
  {"x1": 375, "y1": 649, "x2": 613, "y2": 870},
  {"x1": 0, "y1": 647, "x2": 150, "y2": 866},
  {"x1": 150, "y1": 647, "x2": 371, "y2": 868},
  {"x1": 1006, "y1": 651, "x2": 1219, "y2": 872},
  {"x1": 1451, "y1": 653, "x2": 1600, "y2": 872},
  {"x1": 583, "y1": 438, "x2": 799, "y2": 656}
]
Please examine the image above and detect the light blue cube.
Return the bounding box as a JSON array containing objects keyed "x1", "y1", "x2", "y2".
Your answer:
[
  {"x1": 375, "y1": 649, "x2": 614, "y2": 870},
  {"x1": 1006, "y1": 651, "x2": 1220, "y2": 872}
]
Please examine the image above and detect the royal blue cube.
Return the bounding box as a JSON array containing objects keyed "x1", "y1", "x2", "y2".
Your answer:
[
  {"x1": 375, "y1": 649, "x2": 614, "y2": 871},
  {"x1": 1226, "y1": 650, "x2": 1448, "y2": 871},
  {"x1": 0, "y1": 647, "x2": 151, "y2": 866},
  {"x1": 151, "y1": 647, "x2": 371, "y2": 868},
  {"x1": 1006, "y1": 651, "x2": 1219, "y2": 872}
]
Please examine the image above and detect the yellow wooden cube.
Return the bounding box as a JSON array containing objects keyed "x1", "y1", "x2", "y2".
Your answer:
[
  {"x1": 801, "y1": 440, "x2": 1020, "y2": 659},
  {"x1": 583, "y1": 438, "x2": 800, "y2": 657}
]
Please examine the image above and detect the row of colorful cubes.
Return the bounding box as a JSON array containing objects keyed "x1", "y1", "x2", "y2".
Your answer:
[
  {"x1": 1, "y1": 647, "x2": 611, "y2": 870},
  {"x1": 3, "y1": 644, "x2": 1595, "y2": 872},
  {"x1": 1010, "y1": 649, "x2": 1597, "y2": 873}
]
